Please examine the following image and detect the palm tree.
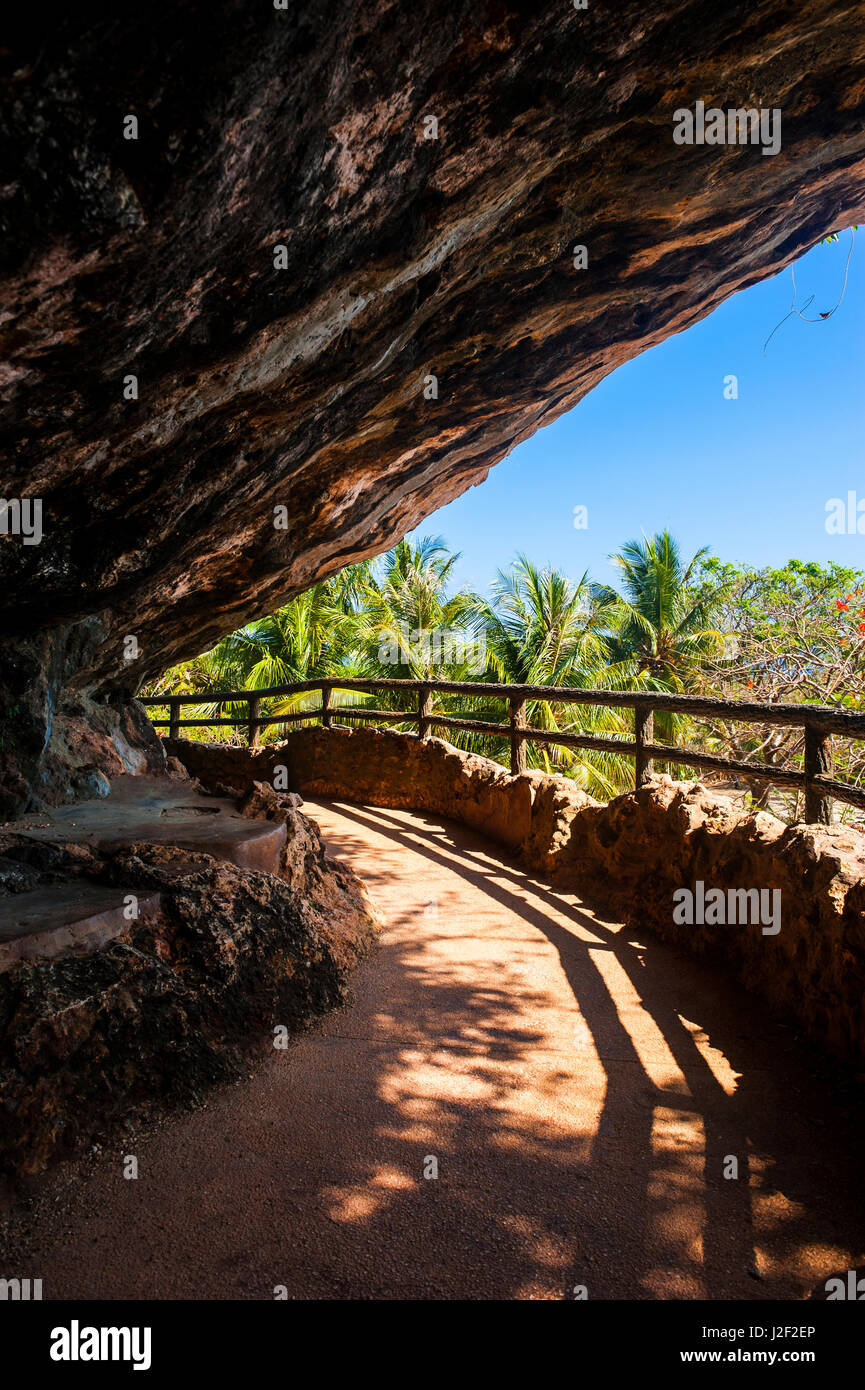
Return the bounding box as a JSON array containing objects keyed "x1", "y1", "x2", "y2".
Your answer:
[
  {"x1": 356, "y1": 535, "x2": 481, "y2": 682},
  {"x1": 142, "y1": 581, "x2": 367, "y2": 742},
  {"x1": 464, "y1": 556, "x2": 634, "y2": 795},
  {"x1": 596, "y1": 530, "x2": 726, "y2": 748},
  {"x1": 218, "y1": 586, "x2": 361, "y2": 690},
  {"x1": 327, "y1": 557, "x2": 379, "y2": 616},
  {"x1": 598, "y1": 531, "x2": 724, "y2": 684},
  {"x1": 478, "y1": 556, "x2": 609, "y2": 685},
  {"x1": 142, "y1": 533, "x2": 727, "y2": 787}
]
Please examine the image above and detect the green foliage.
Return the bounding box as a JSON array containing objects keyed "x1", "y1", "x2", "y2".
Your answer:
[
  {"x1": 691, "y1": 557, "x2": 865, "y2": 820},
  {"x1": 694, "y1": 556, "x2": 865, "y2": 708},
  {"x1": 465, "y1": 556, "x2": 632, "y2": 794},
  {"x1": 598, "y1": 531, "x2": 726, "y2": 686},
  {"x1": 821, "y1": 225, "x2": 858, "y2": 244},
  {"x1": 142, "y1": 538, "x2": 865, "y2": 823}
]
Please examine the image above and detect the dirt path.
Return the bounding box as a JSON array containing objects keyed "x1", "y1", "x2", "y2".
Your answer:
[{"x1": 4, "y1": 799, "x2": 865, "y2": 1300}]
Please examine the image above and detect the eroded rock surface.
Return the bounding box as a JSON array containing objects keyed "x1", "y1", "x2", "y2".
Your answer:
[
  {"x1": 0, "y1": 771, "x2": 377, "y2": 1175},
  {"x1": 172, "y1": 726, "x2": 865, "y2": 1065},
  {"x1": 2, "y1": 2, "x2": 865, "y2": 813}
]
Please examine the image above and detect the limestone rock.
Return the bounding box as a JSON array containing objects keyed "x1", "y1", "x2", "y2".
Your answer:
[
  {"x1": 2, "y1": 3, "x2": 865, "y2": 811},
  {"x1": 0, "y1": 779, "x2": 377, "y2": 1174}
]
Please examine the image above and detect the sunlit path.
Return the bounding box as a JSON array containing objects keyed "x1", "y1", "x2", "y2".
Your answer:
[{"x1": 7, "y1": 800, "x2": 865, "y2": 1301}]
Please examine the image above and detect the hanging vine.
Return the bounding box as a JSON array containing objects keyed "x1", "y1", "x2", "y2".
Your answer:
[{"x1": 763, "y1": 226, "x2": 857, "y2": 355}]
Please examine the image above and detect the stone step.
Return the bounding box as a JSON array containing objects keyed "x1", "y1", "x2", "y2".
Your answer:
[
  {"x1": 0, "y1": 885, "x2": 161, "y2": 973},
  {"x1": 0, "y1": 775, "x2": 289, "y2": 970},
  {"x1": 11, "y1": 775, "x2": 287, "y2": 876}
]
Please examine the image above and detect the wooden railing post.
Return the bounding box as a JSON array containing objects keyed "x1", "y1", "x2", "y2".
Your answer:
[
  {"x1": 634, "y1": 707, "x2": 654, "y2": 788},
  {"x1": 168, "y1": 698, "x2": 180, "y2": 741},
  {"x1": 804, "y1": 724, "x2": 833, "y2": 824},
  {"x1": 321, "y1": 683, "x2": 332, "y2": 729},
  {"x1": 419, "y1": 683, "x2": 433, "y2": 741},
  {"x1": 247, "y1": 696, "x2": 261, "y2": 748},
  {"x1": 509, "y1": 697, "x2": 527, "y2": 775}
]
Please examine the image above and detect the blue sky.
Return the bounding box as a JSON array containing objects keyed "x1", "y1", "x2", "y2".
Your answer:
[{"x1": 409, "y1": 232, "x2": 864, "y2": 594}]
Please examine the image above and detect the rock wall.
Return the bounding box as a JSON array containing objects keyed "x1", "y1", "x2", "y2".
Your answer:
[
  {"x1": 169, "y1": 727, "x2": 865, "y2": 1065},
  {"x1": 0, "y1": 775, "x2": 377, "y2": 1175},
  {"x1": 2, "y1": 2, "x2": 865, "y2": 813},
  {"x1": 0, "y1": 632, "x2": 169, "y2": 819},
  {"x1": 170, "y1": 724, "x2": 537, "y2": 847}
]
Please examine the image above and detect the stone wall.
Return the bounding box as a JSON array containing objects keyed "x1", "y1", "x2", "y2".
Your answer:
[
  {"x1": 170, "y1": 727, "x2": 865, "y2": 1066},
  {"x1": 179, "y1": 724, "x2": 536, "y2": 848}
]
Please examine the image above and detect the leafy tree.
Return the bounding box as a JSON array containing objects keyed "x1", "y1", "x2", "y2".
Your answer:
[
  {"x1": 694, "y1": 557, "x2": 865, "y2": 817},
  {"x1": 594, "y1": 530, "x2": 726, "y2": 767},
  {"x1": 356, "y1": 536, "x2": 479, "y2": 682},
  {"x1": 142, "y1": 582, "x2": 367, "y2": 740},
  {"x1": 148, "y1": 531, "x2": 861, "y2": 822}
]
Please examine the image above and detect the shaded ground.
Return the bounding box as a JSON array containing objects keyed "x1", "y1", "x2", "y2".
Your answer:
[{"x1": 3, "y1": 798, "x2": 864, "y2": 1300}]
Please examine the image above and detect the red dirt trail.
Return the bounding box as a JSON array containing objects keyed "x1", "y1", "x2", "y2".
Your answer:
[{"x1": 4, "y1": 799, "x2": 865, "y2": 1300}]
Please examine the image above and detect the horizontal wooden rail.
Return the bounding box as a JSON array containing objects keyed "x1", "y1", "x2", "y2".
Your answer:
[
  {"x1": 331, "y1": 708, "x2": 416, "y2": 725},
  {"x1": 139, "y1": 679, "x2": 865, "y2": 824},
  {"x1": 150, "y1": 710, "x2": 319, "y2": 731},
  {"x1": 139, "y1": 678, "x2": 865, "y2": 736}
]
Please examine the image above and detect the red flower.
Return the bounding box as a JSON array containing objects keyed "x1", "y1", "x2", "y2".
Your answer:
[
  {"x1": 859, "y1": 623, "x2": 865, "y2": 635},
  {"x1": 836, "y1": 600, "x2": 849, "y2": 611}
]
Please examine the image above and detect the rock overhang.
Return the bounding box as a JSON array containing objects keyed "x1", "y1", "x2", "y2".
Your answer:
[{"x1": 1, "y1": 1, "x2": 865, "y2": 812}]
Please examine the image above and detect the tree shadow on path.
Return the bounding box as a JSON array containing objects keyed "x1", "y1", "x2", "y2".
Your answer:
[{"x1": 320, "y1": 799, "x2": 865, "y2": 1300}]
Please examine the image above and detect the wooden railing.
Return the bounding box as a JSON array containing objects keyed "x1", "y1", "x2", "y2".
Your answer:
[{"x1": 138, "y1": 678, "x2": 865, "y2": 824}]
